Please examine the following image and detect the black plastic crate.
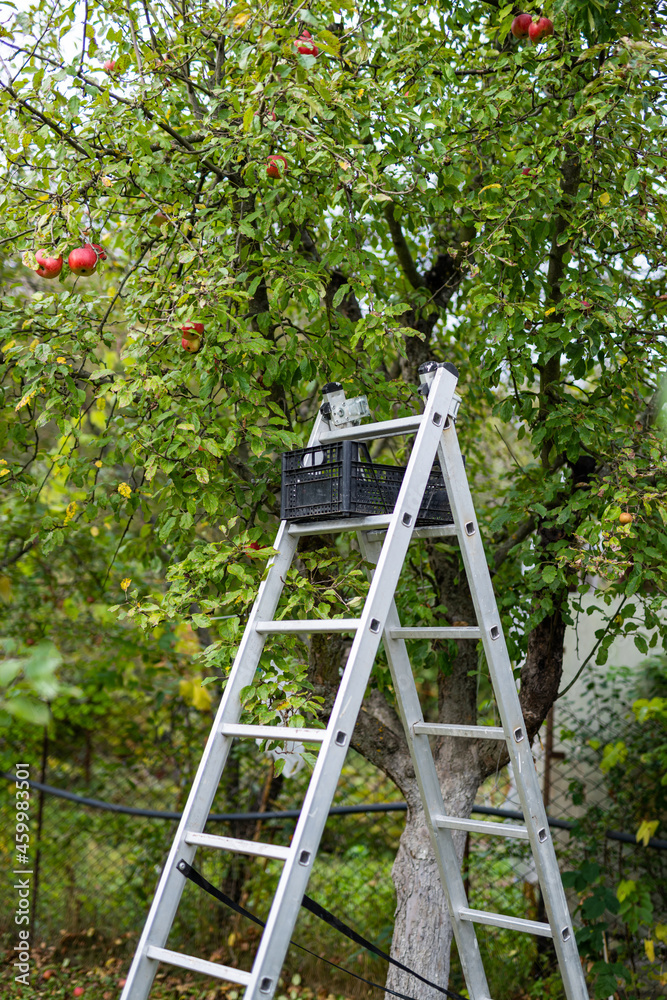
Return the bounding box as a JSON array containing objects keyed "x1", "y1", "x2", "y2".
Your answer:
[{"x1": 280, "y1": 441, "x2": 453, "y2": 525}]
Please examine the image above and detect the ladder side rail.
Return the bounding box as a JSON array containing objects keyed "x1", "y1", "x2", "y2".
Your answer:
[
  {"x1": 121, "y1": 414, "x2": 328, "y2": 1000},
  {"x1": 358, "y1": 531, "x2": 491, "y2": 1000},
  {"x1": 242, "y1": 366, "x2": 460, "y2": 1000},
  {"x1": 435, "y1": 421, "x2": 588, "y2": 1000}
]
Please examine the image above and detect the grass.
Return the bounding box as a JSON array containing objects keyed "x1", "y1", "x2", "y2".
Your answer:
[{"x1": 0, "y1": 934, "x2": 379, "y2": 1000}]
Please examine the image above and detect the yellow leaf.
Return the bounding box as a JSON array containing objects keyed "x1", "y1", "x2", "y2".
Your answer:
[
  {"x1": 90, "y1": 526, "x2": 99, "y2": 537},
  {"x1": 0, "y1": 575, "x2": 12, "y2": 602},
  {"x1": 95, "y1": 460, "x2": 103, "y2": 468},
  {"x1": 101, "y1": 176, "x2": 113, "y2": 187},
  {"x1": 64, "y1": 501, "x2": 78, "y2": 524},
  {"x1": 655, "y1": 923, "x2": 667, "y2": 943},
  {"x1": 120, "y1": 578, "x2": 131, "y2": 591},
  {"x1": 479, "y1": 183, "x2": 502, "y2": 193},
  {"x1": 232, "y1": 11, "x2": 250, "y2": 27},
  {"x1": 242, "y1": 105, "x2": 255, "y2": 133},
  {"x1": 636, "y1": 819, "x2": 659, "y2": 846},
  {"x1": 15, "y1": 389, "x2": 37, "y2": 411},
  {"x1": 179, "y1": 675, "x2": 212, "y2": 711},
  {"x1": 644, "y1": 939, "x2": 655, "y2": 963},
  {"x1": 191, "y1": 683, "x2": 212, "y2": 711},
  {"x1": 599, "y1": 192, "x2": 610, "y2": 205},
  {"x1": 228, "y1": 932, "x2": 236, "y2": 948},
  {"x1": 617, "y1": 879, "x2": 636, "y2": 902},
  {"x1": 545, "y1": 306, "x2": 556, "y2": 316},
  {"x1": 179, "y1": 679, "x2": 194, "y2": 701}
]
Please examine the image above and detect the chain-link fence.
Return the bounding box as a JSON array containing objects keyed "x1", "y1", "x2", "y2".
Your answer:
[{"x1": 1, "y1": 702, "x2": 665, "y2": 999}]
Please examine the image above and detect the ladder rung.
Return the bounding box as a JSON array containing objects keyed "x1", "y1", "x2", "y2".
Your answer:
[
  {"x1": 458, "y1": 908, "x2": 553, "y2": 938},
  {"x1": 366, "y1": 524, "x2": 458, "y2": 543},
  {"x1": 255, "y1": 618, "x2": 360, "y2": 634},
  {"x1": 183, "y1": 832, "x2": 290, "y2": 860},
  {"x1": 145, "y1": 946, "x2": 252, "y2": 984},
  {"x1": 318, "y1": 414, "x2": 422, "y2": 443},
  {"x1": 287, "y1": 517, "x2": 459, "y2": 543},
  {"x1": 221, "y1": 723, "x2": 326, "y2": 742},
  {"x1": 389, "y1": 627, "x2": 481, "y2": 640},
  {"x1": 288, "y1": 514, "x2": 393, "y2": 535},
  {"x1": 413, "y1": 723, "x2": 506, "y2": 740},
  {"x1": 433, "y1": 815, "x2": 529, "y2": 839}
]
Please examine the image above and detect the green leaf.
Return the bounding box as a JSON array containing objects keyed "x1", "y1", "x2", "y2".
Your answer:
[
  {"x1": 623, "y1": 169, "x2": 639, "y2": 193},
  {"x1": 3, "y1": 696, "x2": 50, "y2": 726}
]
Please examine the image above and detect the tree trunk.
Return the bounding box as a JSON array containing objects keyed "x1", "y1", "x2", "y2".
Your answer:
[{"x1": 387, "y1": 767, "x2": 479, "y2": 1000}]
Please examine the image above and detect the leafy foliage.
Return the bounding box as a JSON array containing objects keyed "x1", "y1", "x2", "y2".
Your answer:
[{"x1": 561, "y1": 659, "x2": 667, "y2": 997}]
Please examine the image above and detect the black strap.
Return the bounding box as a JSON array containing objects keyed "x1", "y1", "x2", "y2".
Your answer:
[{"x1": 177, "y1": 859, "x2": 467, "y2": 1000}]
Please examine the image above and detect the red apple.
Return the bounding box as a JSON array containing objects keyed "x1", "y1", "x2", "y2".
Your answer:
[
  {"x1": 181, "y1": 323, "x2": 204, "y2": 338},
  {"x1": 42, "y1": 970, "x2": 53, "y2": 980},
  {"x1": 68, "y1": 244, "x2": 99, "y2": 276},
  {"x1": 103, "y1": 60, "x2": 115, "y2": 72},
  {"x1": 73, "y1": 988, "x2": 85, "y2": 997},
  {"x1": 266, "y1": 154, "x2": 288, "y2": 178},
  {"x1": 255, "y1": 110, "x2": 277, "y2": 121},
  {"x1": 248, "y1": 541, "x2": 260, "y2": 550},
  {"x1": 619, "y1": 512, "x2": 633, "y2": 525},
  {"x1": 294, "y1": 29, "x2": 318, "y2": 56},
  {"x1": 91, "y1": 243, "x2": 107, "y2": 261},
  {"x1": 182, "y1": 336, "x2": 201, "y2": 353},
  {"x1": 529, "y1": 17, "x2": 554, "y2": 44},
  {"x1": 580, "y1": 300, "x2": 592, "y2": 312},
  {"x1": 511, "y1": 14, "x2": 532, "y2": 38},
  {"x1": 521, "y1": 168, "x2": 535, "y2": 176},
  {"x1": 35, "y1": 250, "x2": 63, "y2": 279}
]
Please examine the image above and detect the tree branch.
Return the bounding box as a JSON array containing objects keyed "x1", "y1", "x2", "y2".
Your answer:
[
  {"x1": 0, "y1": 80, "x2": 100, "y2": 159},
  {"x1": 382, "y1": 202, "x2": 425, "y2": 289},
  {"x1": 492, "y1": 517, "x2": 535, "y2": 571}
]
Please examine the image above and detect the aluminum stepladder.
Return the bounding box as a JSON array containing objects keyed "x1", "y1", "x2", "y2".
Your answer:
[{"x1": 121, "y1": 362, "x2": 588, "y2": 1000}]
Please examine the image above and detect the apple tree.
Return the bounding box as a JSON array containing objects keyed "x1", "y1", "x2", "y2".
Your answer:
[{"x1": 1, "y1": 0, "x2": 667, "y2": 994}]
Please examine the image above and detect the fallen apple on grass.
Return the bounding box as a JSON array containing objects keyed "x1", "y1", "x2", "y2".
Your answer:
[{"x1": 35, "y1": 250, "x2": 63, "y2": 279}]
